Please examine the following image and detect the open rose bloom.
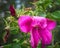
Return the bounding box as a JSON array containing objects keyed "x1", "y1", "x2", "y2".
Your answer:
[{"x1": 18, "y1": 15, "x2": 56, "y2": 48}]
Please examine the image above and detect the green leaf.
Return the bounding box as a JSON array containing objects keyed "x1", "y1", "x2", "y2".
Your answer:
[
  {"x1": 3, "y1": 44, "x2": 12, "y2": 48},
  {"x1": 3, "y1": 43, "x2": 21, "y2": 48},
  {"x1": 46, "y1": 46, "x2": 52, "y2": 48},
  {"x1": 52, "y1": 11, "x2": 60, "y2": 19}
]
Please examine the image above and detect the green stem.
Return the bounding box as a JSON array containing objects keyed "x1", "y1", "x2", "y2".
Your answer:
[{"x1": 52, "y1": 31, "x2": 54, "y2": 48}]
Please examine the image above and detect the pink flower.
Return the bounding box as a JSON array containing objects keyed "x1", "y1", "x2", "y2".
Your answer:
[
  {"x1": 18, "y1": 15, "x2": 56, "y2": 48},
  {"x1": 9, "y1": 5, "x2": 16, "y2": 16}
]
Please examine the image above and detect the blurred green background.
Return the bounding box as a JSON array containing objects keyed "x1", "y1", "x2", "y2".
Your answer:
[{"x1": 0, "y1": 0, "x2": 60, "y2": 48}]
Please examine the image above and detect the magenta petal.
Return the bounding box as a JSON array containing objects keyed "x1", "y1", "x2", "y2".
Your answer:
[
  {"x1": 46, "y1": 18, "x2": 56, "y2": 30},
  {"x1": 32, "y1": 16, "x2": 47, "y2": 28},
  {"x1": 30, "y1": 27, "x2": 40, "y2": 48},
  {"x1": 41, "y1": 43, "x2": 45, "y2": 48},
  {"x1": 39, "y1": 29, "x2": 52, "y2": 44},
  {"x1": 18, "y1": 15, "x2": 32, "y2": 33}
]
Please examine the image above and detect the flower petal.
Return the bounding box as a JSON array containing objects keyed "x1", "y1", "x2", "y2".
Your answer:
[
  {"x1": 39, "y1": 29, "x2": 52, "y2": 44},
  {"x1": 46, "y1": 18, "x2": 56, "y2": 30},
  {"x1": 18, "y1": 15, "x2": 32, "y2": 33},
  {"x1": 30, "y1": 27, "x2": 40, "y2": 48},
  {"x1": 32, "y1": 16, "x2": 47, "y2": 29}
]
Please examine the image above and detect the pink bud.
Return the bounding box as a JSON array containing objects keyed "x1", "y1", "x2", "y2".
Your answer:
[{"x1": 9, "y1": 5, "x2": 16, "y2": 16}]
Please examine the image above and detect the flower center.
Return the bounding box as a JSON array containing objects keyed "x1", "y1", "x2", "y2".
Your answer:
[{"x1": 33, "y1": 24, "x2": 39, "y2": 29}]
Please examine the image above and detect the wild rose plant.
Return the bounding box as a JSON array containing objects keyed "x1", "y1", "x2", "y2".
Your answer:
[{"x1": 18, "y1": 15, "x2": 56, "y2": 48}]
